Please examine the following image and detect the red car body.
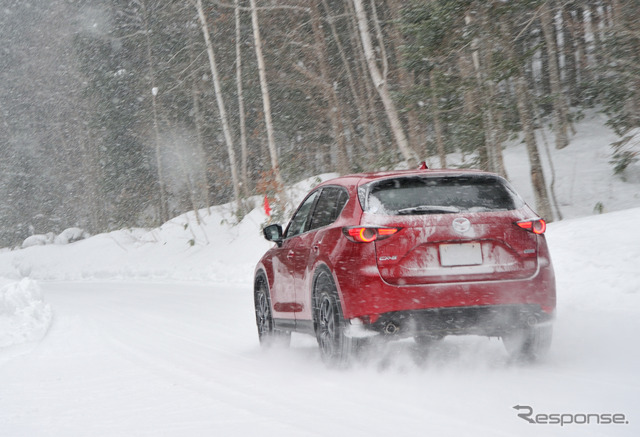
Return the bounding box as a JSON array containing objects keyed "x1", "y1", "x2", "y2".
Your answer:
[{"x1": 254, "y1": 169, "x2": 556, "y2": 363}]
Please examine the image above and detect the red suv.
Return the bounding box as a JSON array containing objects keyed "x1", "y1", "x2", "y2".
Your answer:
[{"x1": 254, "y1": 168, "x2": 555, "y2": 365}]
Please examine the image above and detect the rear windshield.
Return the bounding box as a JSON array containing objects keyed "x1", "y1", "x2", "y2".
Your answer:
[{"x1": 359, "y1": 175, "x2": 523, "y2": 215}]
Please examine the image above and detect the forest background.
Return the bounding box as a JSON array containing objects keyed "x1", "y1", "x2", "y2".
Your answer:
[{"x1": 1, "y1": 0, "x2": 638, "y2": 247}]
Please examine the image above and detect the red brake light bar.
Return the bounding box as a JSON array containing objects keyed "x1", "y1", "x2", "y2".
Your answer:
[
  {"x1": 343, "y1": 226, "x2": 401, "y2": 243},
  {"x1": 516, "y1": 219, "x2": 546, "y2": 234}
]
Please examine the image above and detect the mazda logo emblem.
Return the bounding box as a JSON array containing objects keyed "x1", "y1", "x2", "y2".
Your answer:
[{"x1": 452, "y1": 217, "x2": 471, "y2": 233}]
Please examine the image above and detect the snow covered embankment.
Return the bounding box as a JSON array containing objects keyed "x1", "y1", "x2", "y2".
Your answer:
[{"x1": 0, "y1": 279, "x2": 52, "y2": 348}]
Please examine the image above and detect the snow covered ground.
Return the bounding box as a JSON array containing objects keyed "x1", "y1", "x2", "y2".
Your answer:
[{"x1": 1, "y1": 113, "x2": 639, "y2": 436}]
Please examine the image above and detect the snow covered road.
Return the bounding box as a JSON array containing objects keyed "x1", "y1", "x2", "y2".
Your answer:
[{"x1": 1, "y1": 278, "x2": 637, "y2": 437}]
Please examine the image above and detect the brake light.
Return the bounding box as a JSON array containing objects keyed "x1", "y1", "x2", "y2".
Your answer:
[
  {"x1": 343, "y1": 226, "x2": 401, "y2": 243},
  {"x1": 516, "y1": 219, "x2": 546, "y2": 234}
]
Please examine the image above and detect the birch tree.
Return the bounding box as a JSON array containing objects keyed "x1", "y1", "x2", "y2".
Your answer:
[
  {"x1": 352, "y1": 0, "x2": 418, "y2": 165},
  {"x1": 385, "y1": 0, "x2": 426, "y2": 154},
  {"x1": 249, "y1": 0, "x2": 283, "y2": 186},
  {"x1": 193, "y1": 0, "x2": 241, "y2": 207},
  {"x1": 235, "y1": 0, "x2": 250, "y2": 197},
  {"x1": 321, "y1": 0, "x2": 377, "y2": 163}
]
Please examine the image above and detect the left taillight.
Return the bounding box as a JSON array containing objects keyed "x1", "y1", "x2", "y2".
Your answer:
[
  {"x1": 342, "y1": 226, "x2": 401, "y2": 243},
  {"x1": 515, "y1": 218, "x2": 546, "y2": 234}
]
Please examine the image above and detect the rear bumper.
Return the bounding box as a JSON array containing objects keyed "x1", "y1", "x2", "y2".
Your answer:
[
  {"x1": 350, "y1": 304, "x2": 555, "y2": 338},
  {"x1": 335, "y1": 255, "x2": 556, "y2": 323}
]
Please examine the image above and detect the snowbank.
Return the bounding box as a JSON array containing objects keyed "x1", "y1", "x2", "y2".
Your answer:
[
  {"x1": 22, "y1": 228, "x2": 90, "y2": 249},
  {"x1": 0, "y1": 174, "x2": 339, "y2": 284},
  {"x1": 21, "y1": 232, "x2": 55, "y2": 248},
  {"x1": 53, "y1": 227, "x2": 90, "y2": 245},
  {"x1": 1, "y1": 209, "x2": 272, "y2": 283},
  {"x1": 0, "y1": 278, "x2": 52, "y2": 348}
]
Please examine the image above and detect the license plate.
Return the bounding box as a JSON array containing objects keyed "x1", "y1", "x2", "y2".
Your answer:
[{"x1": 439, "y1": 243, "x2": 482, "y2": 267}]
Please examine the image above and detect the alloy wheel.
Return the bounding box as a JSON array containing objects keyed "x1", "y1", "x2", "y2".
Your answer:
[{"x1": 318, "y1": 294, "x2": 337, "y2": 359}]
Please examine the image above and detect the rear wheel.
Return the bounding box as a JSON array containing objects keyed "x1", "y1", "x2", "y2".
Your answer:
[
  {"x1": 313, "y1": 270, "x2": 353, "y2": 366},
  {"x1": 502, "y1": 324, "x2": 552, "y2": 361},
  {"x1": 254, "y1": 274, "x2": 291, "y2": 348}
]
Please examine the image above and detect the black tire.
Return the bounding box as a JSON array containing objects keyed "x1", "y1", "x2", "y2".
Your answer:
[
  {"x1": 313, "y1": 269, "x2": 353, "y2": 367},
  {"x1": 502, "y1": 324, "x2": 552, "y2": 361},
  {"x1": 254, "y1": 274, "x2": 291, "y2": 348}
]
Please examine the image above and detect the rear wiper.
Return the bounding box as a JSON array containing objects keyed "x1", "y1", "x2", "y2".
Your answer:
[{"x1": 397, "y1": 205, "x2": 461, "y2": 215}]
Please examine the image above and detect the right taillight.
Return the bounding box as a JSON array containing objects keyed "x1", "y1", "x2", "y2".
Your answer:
[
  {"x1": 516, "y1": 219, "x2": 546, "y2": 234},
  {"x1": 342, "y1": 226, "x2": 401, "y2": 243}
]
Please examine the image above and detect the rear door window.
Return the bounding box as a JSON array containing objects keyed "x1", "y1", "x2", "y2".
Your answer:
[
  {"x1": 308, "y1": 187, "x2": 349, "y2": 231},
  {"x1": 360, "y1": 175, "x2": 523, "y2": 215}
]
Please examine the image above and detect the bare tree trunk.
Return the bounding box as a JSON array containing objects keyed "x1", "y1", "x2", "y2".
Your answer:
[
  {"x1": 561, "y1": 7, "x2": 578, "y2": 105},
  {"x1": 352, "y1": 0, "x2": 417, "y2": 165},
  {"x1": 249, "y1": 0, "x2": 283, "y2": 187},
  {"x1": 589, "y1": 0, "x2": 603, "y2": 66},
  {"x1": 381, "y1": 0, "x2": 425, "y2": 154},
  {"x1": 540, "y1": 1, "x2": 569, "y2": 149},
  {"x1": 322, "y1": 0, "x2": 375, "y2": 160},
  {"x1": 190, "y1": 80, "x2": 211, "y2": 213},
  {"x1": 235, "y1": 0, "x2": 250, "y2": 198},
  {"x1": 186, "y1": 25, "x2": 212, "y2": 214},
  {"x1": 569, "y1": 6, "x2": 589, "y2": 85},
  {"x1": 465, "y1": 10, "x2": 507, "y2": 177},
  {"x1": 515, "y1": 77, "x2": 553, "y2": 221},
  {"x1": 577, "y1": 7, "x2": 591, "y2": 84},
  {"x1": 533, "y1": 105, "x2": 564, "y2": 221},
  {"x1": 142, "y1": 0, "x2": 169, "y2": 223},
  {"x1": 346, "y1": 0, "x2": 384, "y2": 158},
  {"x1": 502, "y1": 20, "x2": 553, "y2": 221},
  {"x1": 457, "y1": 44, "x2": 490, "y2": 170},
  {"x1": 298, "y1": 1, "x2": 350, "y2": 174},
  {"x1": 195, "y1": 0, "x2": 241, "y2": 207},
  {"x1": 539, "y1": 32, "x2": 552, "y2": 98}
]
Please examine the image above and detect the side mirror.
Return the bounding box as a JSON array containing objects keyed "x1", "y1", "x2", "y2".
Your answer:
[{"x1": 263, "y1": 224, "x2": 283, "y2": 247}]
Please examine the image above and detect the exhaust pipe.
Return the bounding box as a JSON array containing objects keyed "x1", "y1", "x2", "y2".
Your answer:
[{"x1": 383, "y1": 321, "x2": 400, "y2": 335}]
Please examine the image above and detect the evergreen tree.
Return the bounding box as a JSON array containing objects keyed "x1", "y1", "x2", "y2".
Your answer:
[{"x1": 592, "y1": 0, "x2": 640, "y2": 174}]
